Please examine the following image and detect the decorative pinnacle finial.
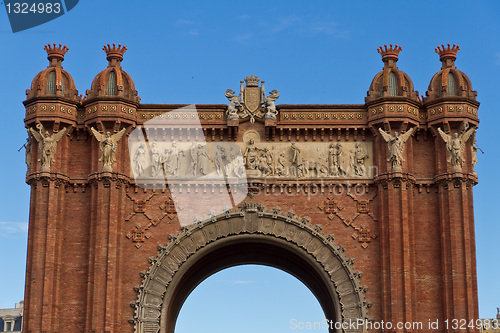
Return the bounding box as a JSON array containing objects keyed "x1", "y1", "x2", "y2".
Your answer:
[
  {"x1": 103, "y1": 43, "x2": 127, "y2": 62},
  {"x1": 435, "y1": 43, "x2": 460, "y2": 62},
  {"x1": 44, "y1": 43, "x2": 69, "y2": 63},
  {"x1": 377, "y1": 44, "x2": 402, "y2": 64}
]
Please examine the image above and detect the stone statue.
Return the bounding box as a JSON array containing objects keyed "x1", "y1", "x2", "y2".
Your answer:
[
  {"x1": 378, "y1": 127, "x2": 414, "y2": 172},
  {"x1": 90, "y1": 127, "x2": 126, "y2": 172},
  {"x1": 264, "y1": 90, "x2": 280, "y2": 120},
  {"x1": 471, "y1": 139, "x2": 479, "y2": 169},
  {"x1": 20, "y1": 130, "x2": 32, "y2": 172},
  {"x1": 163, "y1": 142, "x2": 184, "y2": 176},
  {"x1": 225, "y1": 89, "x2": 240, "y2": 120},
  {"x1": 133, "y1": 143, "x2": 147, "y2": 176},
  {"x1": 29, "y1": 123, "x2": 67, "y2": 171},
  {"x1": 197, "y1": 144, "x2": 211, "y2": 175},
  {"x1": 471, "y1": 129, "x2": 482, "y2": 173},
  {"x1": 243, "y1": 139, "x2": 261, "y2": 170},
  {"x1": 437, "y1": 124, "x2": 476, "y2": 172},
  {"x1": 351, "y1": 143, "x2": 368, "y2": 176},
  {"x1": 150, "y1": 141, "x2": 162, "y2": 177}
]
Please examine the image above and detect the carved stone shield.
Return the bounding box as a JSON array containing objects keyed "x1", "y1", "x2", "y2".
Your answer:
[{"x1": 244, "y1": 87, "x2": 262, "y2": 114}]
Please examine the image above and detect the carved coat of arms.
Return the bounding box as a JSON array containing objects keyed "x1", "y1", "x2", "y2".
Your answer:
[{"x1": 225, "y1": 75, "x2": 279, "y2": 123}]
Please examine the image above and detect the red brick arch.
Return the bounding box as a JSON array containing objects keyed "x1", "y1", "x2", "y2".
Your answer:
[{"x1": 130, "y1": 202, "x2": 369, "y2": 333}]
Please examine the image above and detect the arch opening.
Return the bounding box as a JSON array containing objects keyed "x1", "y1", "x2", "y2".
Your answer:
[
  {"x1": 162, "y1": 235, "x2": 340, "y2": 333},
  {"x1": 175, "y1": 264, "x2": 329, "y2": 333},
  {"x1": 131, "y1": 207, "x2": 368, "y2": 333}
]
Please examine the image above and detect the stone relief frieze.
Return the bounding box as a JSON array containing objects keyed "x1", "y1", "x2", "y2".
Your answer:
[{"x1": 129, "y1": 139, "x2": 374, "y2": 181}]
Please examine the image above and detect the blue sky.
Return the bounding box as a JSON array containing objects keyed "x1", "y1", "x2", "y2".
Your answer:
[{"x1": 0, "y1": 0, "x2": 499, "y2": 329}]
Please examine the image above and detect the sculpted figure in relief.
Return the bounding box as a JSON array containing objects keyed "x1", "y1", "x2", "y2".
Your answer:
[
  {"x1": 297, "y1": 158, "x2": 309, "y2": 178},
  {"x1": 275, "y1": 152, "x2": 287, "y2": 176},
  {"x1": 260, "y1": 147, "x2": 275, "y2": 176},
  {"x1": 90, "y1": 127, "x2": 126, "y2": 171},
  {"x1": 328, "y1": 143, "x2": 346, "y2": 177},
  {"x1": 378, "y1": 127, "x2": 414, "y2": 172},
  {"x1": 188, "y1": 143, "x2": 198, "y2": 176},
  {"x1": 290, "y1": 142, "x2": 301, "y2": 176},
  {"x1": 312, "y1": 160, "x2": 328, "y2": 178},
  {"x1": 243, "y1": 139, "x2": 262, "y2": 170},
  {"x1": 437, "y1": 124, "x2": 476, "y2": 171},
  {"x1": 351, "y1": 143, "x2": 368, "y2": 176},
  {"x1": 197, "y1": 144, "x2": 211, "y2": 176},
  {"x1": 163, "y1": 142, "x2": 184, "y2": 176},
  {"x1": 133, "y1": 143, "x2": 147, "y2": 176},
  {"x1": 226, "y1": 146, "x2": 245, "y2": 178},
  {"x1": 30, "y1": 123, "x2": 67, "y2": 171},
  {"x1": 150, "y1": 141, "x2": 162, "y2": 177},
  {"x1": 214, "y1": 145, "x2": 227, "y2": 176}
]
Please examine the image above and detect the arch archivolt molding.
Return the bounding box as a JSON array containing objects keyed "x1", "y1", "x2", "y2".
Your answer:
[{"x1": 130, "y1": 202, "x2": 370, "y2": 333}]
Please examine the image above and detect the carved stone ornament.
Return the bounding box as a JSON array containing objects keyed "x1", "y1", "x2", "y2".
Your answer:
[
  {"x1": 130, "y1": 203, "x2": 369, "y2": 333},
  {"x1": 225, "y1": 75, "x2": 280, "y2": 123}
]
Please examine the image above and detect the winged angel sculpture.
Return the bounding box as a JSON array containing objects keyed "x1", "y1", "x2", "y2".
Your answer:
[
  {"x1": 90, "y1": 127, "x2": 126, "y2": 171},
  {"x1": 378, "y1": 127, "x2": 414, "y2": 172},
  {"x1": 29, "y1": 123, "x2": 66, "y2": 171},
  {"x1": 437, "y1": 123, "x2": 476, "y2": 172}
]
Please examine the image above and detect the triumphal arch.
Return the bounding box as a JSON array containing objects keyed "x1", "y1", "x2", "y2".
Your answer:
[{"x1": 22, "y1": 43, "x2": 480, "y2": 333}]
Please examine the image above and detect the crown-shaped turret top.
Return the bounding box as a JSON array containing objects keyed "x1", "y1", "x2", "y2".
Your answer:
[
  {"x1": 103, "y1": 43, "x2": 127, "y2": 66},
  {"x1": 377, "y1": 44, "x2": 402, "y2": 68},
  {"x1": 44, "y1": 43, "x2": 68, "y2": 67},
  {"x1": 435, "y1": 43, "x2": 460, "y2": 69}
]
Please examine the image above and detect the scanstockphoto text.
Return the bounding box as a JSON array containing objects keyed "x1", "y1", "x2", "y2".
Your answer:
[{"x1": 289, "y1": 318, "x2": 497, "y2": 330}]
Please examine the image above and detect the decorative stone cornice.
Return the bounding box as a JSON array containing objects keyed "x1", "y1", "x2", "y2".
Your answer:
[{"x1": 26, "y1": 171, "x2": 70, "y2": 187}]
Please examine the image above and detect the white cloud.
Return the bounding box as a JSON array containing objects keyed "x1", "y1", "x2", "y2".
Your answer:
[
  {"x1": 176, "y1": 19, "x2": 196, "y2": 25},
  {"x1": 231, "y1": 280, "x2": 254, "y2": 284},
  {"x1": 215, "y1": 279, "x2": 256, "y2": 284},
  {"x1": 307, "y1": 21, "x2": 349, "y2": 38},
  {"x1": 233, "y1": 33, "x2": 253, "y2": 42},
  {"x1": 258, "y1": 16, "x2": 348, "y2": 39},
  {"x1": 271, "y1": 16, "x2": 301, "y2": 33},
  {"x1": 0, "y1": 222, "x2": 28, "y2": 234}
]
